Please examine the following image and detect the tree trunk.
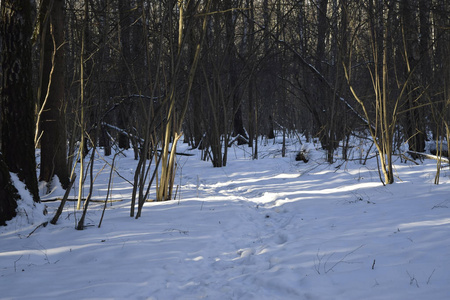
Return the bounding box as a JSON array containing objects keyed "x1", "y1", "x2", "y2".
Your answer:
[
  {"x1": 315, "y1": 0, "x2": 335, "y2": 163},
  {"x1": 400, "y1": 0, "x2": 425, "y2": 159},
  {"x1": 117, "y1": 0, "x2": 133, "y2": 150},
  {"x1": 0, "y1": 154, "x2": 20, "y2": 225},
  {"x1": 38, "y1": 0, "x2": 70, "y2": 188},
  {"x1": 224, "y1": 0, "x2": 247, "y2": 145},
  {"x1": 1, "y1": 0, "x2": 40, "y2": 203}
]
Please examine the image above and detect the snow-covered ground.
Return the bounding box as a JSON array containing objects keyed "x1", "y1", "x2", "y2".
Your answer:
[{"x1": 1, "y1": 136, "x2": 450, "y2": 299}]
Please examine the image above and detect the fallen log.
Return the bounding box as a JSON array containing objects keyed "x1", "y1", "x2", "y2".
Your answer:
[
  {"x1": 407, "y1": 151, "x2": 449, "y2": 163},
  {"x1": 44, "y1": 198, "x2": 123, "y2": 203}
]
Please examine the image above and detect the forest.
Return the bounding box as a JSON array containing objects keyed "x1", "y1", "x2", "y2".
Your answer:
[
  {"x1": 1, "y1": 0, "x2": 450, "y2": 225},
  {"x1": 2, "y1": 1, "x2": 450, "y2": 298}
]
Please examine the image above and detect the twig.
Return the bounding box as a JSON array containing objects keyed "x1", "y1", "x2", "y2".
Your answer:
[
  {"x1": 14, "y1": 255, "x2": 23, "y2": 272},
  {"x1": 314, "y1": 249, "x2": 325, "y2": 274},
  {"x1": 427, "y1": 269, "x2": 436, "y2": 285},
  {"x1": 325, "y1": 245, "x2": 364, "y2": 274},
  {"x1": 27, "y1": 221, "x2": 48, "y2": 238},
  {"x1": 407, "y1": 271, "x2": 420, "y2": 288},
  {"x1": 432, "y1": 200, "x2": 449, "y2": 209}
]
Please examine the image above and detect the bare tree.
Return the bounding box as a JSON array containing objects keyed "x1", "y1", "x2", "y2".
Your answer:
[{"x1": 344, "y1": 0, "x2": 419, "y2": 184}]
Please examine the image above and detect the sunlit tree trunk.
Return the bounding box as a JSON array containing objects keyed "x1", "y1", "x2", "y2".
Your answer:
[{"x1": 77, "y1": 0, "x2": 88, "y2": 210}]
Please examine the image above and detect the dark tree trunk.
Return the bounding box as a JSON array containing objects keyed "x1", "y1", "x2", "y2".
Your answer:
[
  {"x1": 315, "y1": 0, "x2": 333, "y2": 162},
  {"x1": 192, "y1": 90, "x2": 205, "y2": 149},
  {"x1": 224, "y1": 0, "x2": 248, "y2": 145},
  {"x1": 267, "y1": 115, "x2": 275, "y2": 139},
  {"x1": 233, "y1": 99, "x2": 248, "y2": 144},
  {"x1": 38, "y1": 0, "x2": 70, "y2": 188},
  {"x1": 1, "y1": 0, "x2": 40, "y2": 203},
  {"x1": 0, "y1": 154, "x2": 20, "y2": 226},
  {"x1": 117, "y1": 0, "x2": 133, "y2": 150},
  {"x1": 100, "y1": 125, "x2": 112, "y2": 156},
  {"x1": 401, "y1": 0, "x2": 425, "y2": 158},
  {"x1": 245, "y1": 0, "x2": 255, "y2": 148}
]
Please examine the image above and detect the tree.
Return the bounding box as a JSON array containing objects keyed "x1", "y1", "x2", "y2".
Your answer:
[
  {"x1": 224, "y1": 0, "x2": 248, "y2": 145},
  {"x1": 37, "y1": 0, "x2": 70, "y2": 189},
  {"x1": 1, "y1": 0, "x2": 40, "y2": 218},
  {"x1": 400, "y1": 0, "x2": 426, "y2": 158},
  {"x1": 117, "y1": 0, "x2": 133, "y2": 150},
  {"x1": 344, "y1": 0, "x2": 410, "y2": 184},
  {"x1": 0, "y1": 154, "x2": 20, "y2": 225}
]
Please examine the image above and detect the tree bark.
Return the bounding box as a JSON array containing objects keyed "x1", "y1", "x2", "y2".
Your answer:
[
  {"x1": 117, "y1": 0, "x2": 133, "y2": 150},
  {"x1": 38, "y1": 0, "x2": 70, "y2": 188},
  {"x1": 0, "y1": 154, "x2": 19, "y2": 226},
  {"x1": 400, "y1": 0, "x2": 425, "y2": 159},
  {"x1": 1, "y1": 0, "x2": 40, "y2": 203},
  {"x1": 224, "y1": 0, "x2": 248, "y2": 144}
]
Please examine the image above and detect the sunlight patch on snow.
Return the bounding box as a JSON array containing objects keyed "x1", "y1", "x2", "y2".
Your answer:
[
  {"x1": 97, "y1": 185, "x2": 131, "y2": 192},
  {"x1": 272, "y1": 173, "x2": 300, "y2": 179},
  {"x1": 186, "y1": 256, "x2": 204, "y2": 262},
  {"x1": 252, "y1": 192, "x2": 278, "y2": 204},
  {"x1": 300, "y1": 182, "x2": 381, "y2": 194},
  {"x1": 400, "y1": 218, "x2": 450, "y2": 229},
  {"x1": 228, "y1": 170, "x2": 271, "y2": 177},
  {"x1": 0, "y1": 243, "x2": 99, "y2": 257},
  {"x1": 314, "y1": 169, "x2": 340, "y2": 175},
  {"x1": 208, "y1": 175, "x2": 283, "y2": 188},
  {"x1": 246, "y1": 182, "x2": 381, "y2": 206}
]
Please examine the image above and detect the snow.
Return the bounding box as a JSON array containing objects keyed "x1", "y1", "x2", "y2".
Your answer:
[
  {"x1": 1, "y1": 137, "x2": 450, "y2": 299},
  {"x1": 7, "y1": 174, "x2": 48, "y2": 231}
]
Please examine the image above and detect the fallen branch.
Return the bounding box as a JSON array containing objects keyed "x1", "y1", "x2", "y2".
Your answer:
[{"x1": 156, "y1": 149, "x2": 195, "y2": 157}]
